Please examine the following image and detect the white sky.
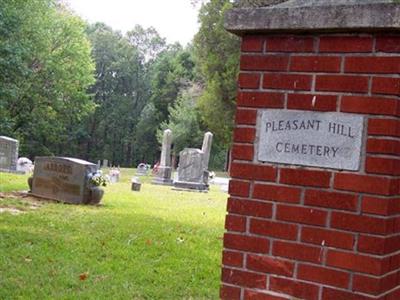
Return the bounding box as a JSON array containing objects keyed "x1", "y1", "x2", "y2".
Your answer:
[{"x1": 65, "y1": 0, "x2": 202, "y2": 46}]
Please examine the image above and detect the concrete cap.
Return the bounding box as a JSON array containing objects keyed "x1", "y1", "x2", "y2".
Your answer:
[{"x1": 225, "y1": 0, "x2": 400, "y2": 35}]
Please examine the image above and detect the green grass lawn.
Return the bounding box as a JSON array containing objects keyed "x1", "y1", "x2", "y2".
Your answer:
[{"x1": 0, "y1": 169, "x2": 228, "y2": 299}]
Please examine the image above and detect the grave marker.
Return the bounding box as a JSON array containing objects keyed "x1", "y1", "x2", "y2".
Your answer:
[
  {"x1": 0, "y1": 136, "x2": 19, "y2": 173},
  {"x1": 152, "y1": 129, "x2": 173, "y2": 185},
  {"x1": 30, "y1": 157, "x2": 103, "y2": 205}
]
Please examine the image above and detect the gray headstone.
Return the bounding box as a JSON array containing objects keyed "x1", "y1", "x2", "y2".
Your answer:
[
  {"x1": 136, "y1": 163, "x2": 149, "y2": 176},
  {"x1": 131, "y1": 177, "x2": 141, "y2": 191},
  {"x1": 160, "y1": 129, "x2": 173, "y2": 167},
  {"x1": 153, "y1": 129, "x2": 173, "y2": 185},
  {"x1": 30, "y1": 157, "x2": 103, "y2": 204},
  {"x1": 173, "y1": 148, "x2": 209, "y2": 191},
  {"x1": 201, "y1": 132, "x2": 213, "y2": 170},
  {"x1": 0, "y1": 136, "x2": 19, "y2": 173}
]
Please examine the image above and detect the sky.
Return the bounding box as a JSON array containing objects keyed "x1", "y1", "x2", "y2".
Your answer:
[{"x1": 65, "y1": 0, "x2": 202, "y2": 46}]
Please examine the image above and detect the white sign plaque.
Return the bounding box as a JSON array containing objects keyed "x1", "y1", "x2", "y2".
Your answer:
[{"x1": 257, "y1": 110, "x2": 364, "y2": 171}]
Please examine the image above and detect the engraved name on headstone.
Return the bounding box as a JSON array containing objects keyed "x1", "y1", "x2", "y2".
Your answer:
[
  {"x1": 257, "y1": 110, "x2": 364, "y2": 171},
  {"x1": 31, "y1": 157, "x2": 100, "y2": 204}
]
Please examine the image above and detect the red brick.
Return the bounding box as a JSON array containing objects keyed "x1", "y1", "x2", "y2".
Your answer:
[
  {"x1": 263, "y1": 73, "x2": 312, "y2": 91},
  {"x1": 247, "y1": 254, "x2": 294, "y2": 277},
  {"x1": 316, "y1": 75, "x2": 369, "y2": 93},
  {"x1": 230, "y1": 162, "x2": 276, "y2": 182},
  {"x1": 244, "y1": 290, "x2": 287, "y2": 300},
  {"x1": 389, "y1": 252, "x2": 400, "y2": 271},
  {"x1": 225, "y1": 214, "x2": 246, "y2": 232},
  {"x1": 253, "y1": 183, "x2": 301, "y2": 203},
  {"x1": 353, "y1": 272, "x2": 398, "y2": 295},
  {"x1": 241, "y1": 55, "x2": 289, "y2": 71},
  {"x1": 290, "y1": 56, "x2": 341, "y2": 72},
  {"x1": 235, "y1": 109, "x2": 257, "y2": 125},
  {"x1": 366, "y1": 157, "x2": 400, "y2": 176},
  {"x1": 376, "y1": 35, "x2": 400, "y2": 53},
  {"x1": 228, "y1": 180, "x2": 250, "y2": 197},
  {"x1": 319, "y1": 36, "x2": 373, "y2": 53},
  {"x1": 250, "y1": 219, "x2": 298, "y2": 240},
  {"x1": 220, "y1": 284, "x2": 241, "y2": 300},
  {"x1": 242, "y1": 35, "x2": 264, "y2": 52},
  {"x1": 304, "y1": 189, "x2": 358, "y2": 211},
  {"x1": 326, "y1": 250, "x2": 388, "y2": 275},
  {"x1": 224, "y1": 233, "x2": 269, "y2": 254},
  {"x1": 228, "y1": 198, "x2": 273, "y2": 218},
  {"x1": 233, "y1": 127, "x2": 255, "y2": 143},
  {"x1": 322, "y1": 287, "x2": 375, "y2": 300},
  {"x1": 237, "y1": 92, "x2": 284, "y2": 108},
  {"x1": 385, "y1": 286, "x2": 400, "y2": 300},
  {"x1": 301, "y1": 227, "x2": 355, "y2": 250},
  {"x1": 358, "y1": 235, "x2": 400, "y2": 255},
  {"x1": 372, "y1": 77, "x2": 400, "y2": 96},
  {"x1": 341, "y1": 95, "x2": 399, "y2": 116},
  {"x1": 368, "y1": 118, "x2": 400, "y2": 138},
  {"x1": 269, "y1": 277, "x2": 319, "y2": 300},
  {"x1": 277, "y1": 204, "x2": 327, "y2": 226},
  {"x1": 280, "y1": 168, "x2": 331, "y2": 188},
  {"x1": 222, "y1": 267, "x2": 267, "y2": 289},
  {"x1": 297, "y1": 264, "x2": 350, "y2": 289},
  {"x1": 238, "y1": 73, "x2": 261, "y2": 89},
  {"x1": 273, "y1": 240, "x2": 322, "y2": 263},
  {"x1": 266, "y1": 36, "x2": 315, "y2": 52},
  {"x1": 334, "y1": 173, "x2": 398, "y2": 196},
  {"x1": 361, "y1": 196, "x2": 400, "y2": 216},
  {"x1": 222, "y1": 250, "x2": 244, "y2": 267},
  {"x1": 287, "y1": 94, "x2": 337, "y2": 112},
  {"x1": 345, "y1": 57, "x2": 400, "y2": 74},
  {"x1": 232, "y1": 144, "x2": 254, "y2": 161},
  {"x1": 367, "y1": 138, "x2": 400, "y2": 156},
  {"x1": 331, "y1": 211, "x2": 393, "y2": 235}
]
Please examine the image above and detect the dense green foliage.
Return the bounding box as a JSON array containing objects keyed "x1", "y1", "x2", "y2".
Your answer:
[
  {"x1": 0, "y1": 0, "x2": 95, "y2": 156},
  {"x1": 0, "y1": 170, "x2": 227, "y2": 299},
  {"x1": 0, "y1": 0, "x2": 240, "y2": 170}
]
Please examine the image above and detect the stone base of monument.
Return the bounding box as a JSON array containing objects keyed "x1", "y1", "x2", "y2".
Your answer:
[
  {"x1": 172, "y1": 181, "x2": 209, "y2": 192},
  {"x1": 152, "y1": 166, "x2": 173, "y2": 186},
  {"x1": 152, "y1": 178, "x2": 173, "y2": 186}
]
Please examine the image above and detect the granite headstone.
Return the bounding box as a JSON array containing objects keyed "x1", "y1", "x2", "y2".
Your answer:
[
  {"x1": 136, "y1": 163, "x2": 149, "y2": 176},
  {"x1": 173, "y1": 148, "x2": 209, "y2": 191},
  {"x1": 152, "y1": 129, "x2": 173, "y2": 185},
  {"x1": 0, "y1": 136, "x2": 19, "y2": 173},
  {"x1": 30, "y1": 157, "x2": 104, "y2": 204}
]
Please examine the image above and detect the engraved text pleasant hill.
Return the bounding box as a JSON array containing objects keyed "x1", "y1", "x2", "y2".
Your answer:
[{"x1": 257, "y1": 110, "x2": 364, "y2": 171}]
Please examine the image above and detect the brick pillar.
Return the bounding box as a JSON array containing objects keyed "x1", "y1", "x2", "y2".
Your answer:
[{"x1": 221, "y1": 1, "x2": 400, "y2": 299}]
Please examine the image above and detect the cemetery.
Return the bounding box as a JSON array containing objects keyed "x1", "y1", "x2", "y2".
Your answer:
[{"x1": 1, "y1": 0, "x2": 400, "y2": 299}]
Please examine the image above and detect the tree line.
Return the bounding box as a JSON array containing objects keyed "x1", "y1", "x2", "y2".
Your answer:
[{"x1": 0, "y1": 0, "x2": 240, "y2": 170}]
